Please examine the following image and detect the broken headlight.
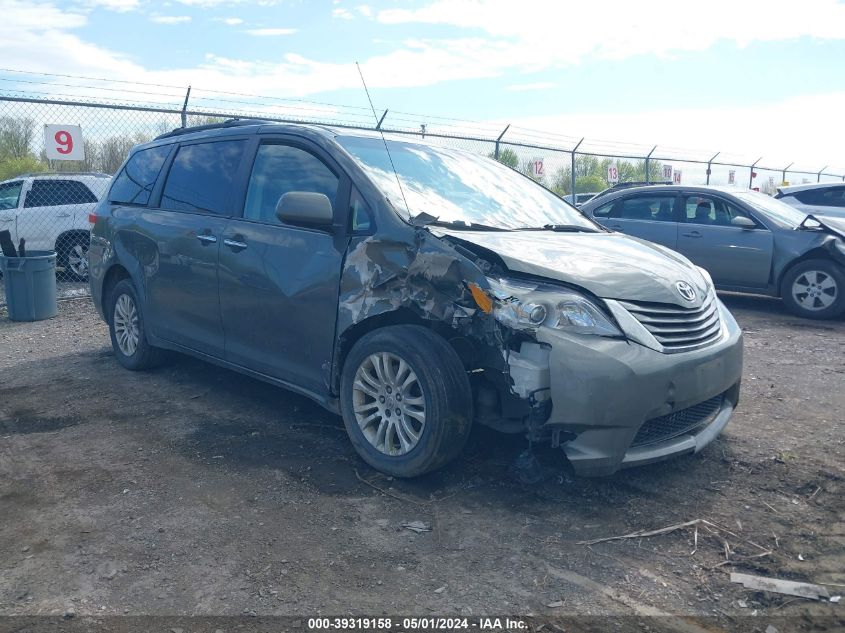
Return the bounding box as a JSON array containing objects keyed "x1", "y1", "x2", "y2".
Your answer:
[{"x1": 484, "y1": 277, "x2": 622, "y2": 337}]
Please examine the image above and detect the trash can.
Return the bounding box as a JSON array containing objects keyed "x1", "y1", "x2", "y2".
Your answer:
[{"x1": 0, "y1": 250, "x2": 58, "y2": 321}]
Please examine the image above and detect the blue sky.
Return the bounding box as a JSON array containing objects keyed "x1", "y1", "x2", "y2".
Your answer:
[{"x1": 1, "y1": 0, "x2": 845, "y2": 170}]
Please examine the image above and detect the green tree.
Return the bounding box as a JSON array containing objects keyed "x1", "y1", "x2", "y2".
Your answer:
[
  {"x1": 487, "y1": 147, "x2": 519, "y2": 170},
  {"x1": 0, "y1": 117, "x2": 35, "y2": 160},
  {"x1": 0, "y1": 155, "x2": 47, "y2": 181}
]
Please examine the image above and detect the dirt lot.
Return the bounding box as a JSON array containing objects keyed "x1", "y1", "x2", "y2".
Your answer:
[{"x1": 1, "y1": 295, "x2": 843, "y2": 630}]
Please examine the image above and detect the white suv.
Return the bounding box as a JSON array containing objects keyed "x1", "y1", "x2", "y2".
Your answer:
[
  {"x1": 775, "y1": 182, "x2": 845, "y2": 218},
  {"x1": 0, "y1": 172, "x2": 111, "y2": 280}
]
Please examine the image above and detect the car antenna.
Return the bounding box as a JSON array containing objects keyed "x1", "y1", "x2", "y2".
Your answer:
[{"x1": 355, "y1": 62, "x2": 411, "y2": 218}]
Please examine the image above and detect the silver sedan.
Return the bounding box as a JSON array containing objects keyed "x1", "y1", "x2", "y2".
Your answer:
[{"x1": 580, "y1": 185, "x2": 845, "y2": 319}]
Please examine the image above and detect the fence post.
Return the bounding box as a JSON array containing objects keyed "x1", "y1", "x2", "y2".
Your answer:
[
  {"x1": 376, "y1": 109, "x2": 388, "y2": 130},
  {"x1": 706, "y1": 152, "x2": 719, "y2": 185},
  {"x1": 645, "y1": 145, "x2": 657, "y2": 184},
  {"x1": 180, "y1": 86, "x2": 191, "y2": 128},
  {"x1": 571, "y1": 137, "x2": 584, "y2": 197},
  {"x1": 782, "y1": 162, "x2": 793, "y2": 185},
  {"x1": 749, "y1": 157, "x2": 762, "y2": 189},
  {"x1": 494, "y1": 124, "x2": 510, "y2": 160},
  {"x1": 817, "y1": 166, "x2": 828, "y2": 183}
]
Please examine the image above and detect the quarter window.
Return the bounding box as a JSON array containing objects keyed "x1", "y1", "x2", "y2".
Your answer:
[
  {"x1": 243, "y1": 144, "x2": 339, "y2": 224},
  {"x1": 109, "y1": 145, "x2": 171, "y2": 206},
  {"x1": 162, "y1": 140, "x2": 248, "y2": 216},
  {"x1": 591, "y1": 201, "x2": 614, "y2": 218},
  {"x1": 24, "y1": 180, "x2": 97, "y2": 208}
]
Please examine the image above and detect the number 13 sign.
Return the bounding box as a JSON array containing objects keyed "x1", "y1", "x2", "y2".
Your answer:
[{"x1": 44, "y1": 124, "x2": 85, "y2": 161}]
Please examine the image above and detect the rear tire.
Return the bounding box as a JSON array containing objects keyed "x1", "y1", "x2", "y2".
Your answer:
[
  {"x1": 339, "y1": 325, "x2": 473, "y2": 477},
  {"x1": 58, "y1": 234, "x2": 90, "y2": 282},
  {"x1": 781, "y1": 259, "x2": 845, "y2": 320},
  {"x1": 108, "y1": 279, "x2": 165, "y2": 370}
]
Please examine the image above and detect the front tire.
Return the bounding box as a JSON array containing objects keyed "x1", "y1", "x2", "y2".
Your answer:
[
  {"x1": 339, "y1": 325, "x2": 473, "y2": 477},
  {"x1": 108, "y1": 279, "x2": 164, "y2": 370},
  {"x1": 781, "y1": 259, "x2": 845, "y2": 320}
]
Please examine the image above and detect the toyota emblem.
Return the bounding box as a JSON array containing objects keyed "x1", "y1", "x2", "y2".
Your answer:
[{"x1": 676, "y1": 281, "x2": 697, "y2": 302}]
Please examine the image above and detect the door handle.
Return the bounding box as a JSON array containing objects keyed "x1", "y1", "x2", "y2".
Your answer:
[
  {"x1": 196, "y1": 234, "x2": 217, "y2": 245},
  {"x1": 223, "y1": 238, "x2": 248, "y2": 251},
  {"x1": 57, "y1": 212, "x2": 72, "y2": 218},
  {"x1": 0, "y1": 217, "x2": 13, "y2": 223},
  {"x1": 682, "y1": 230, "x2": 703, "y2": 238}
]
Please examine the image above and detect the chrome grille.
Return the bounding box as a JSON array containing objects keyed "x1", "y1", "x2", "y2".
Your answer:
[
  {"x1": 619, "y1": 293, "x2": 722, "y2": 352},
  {"x1": 632, "y1": 394, "x2": 724, "y2": 447}
]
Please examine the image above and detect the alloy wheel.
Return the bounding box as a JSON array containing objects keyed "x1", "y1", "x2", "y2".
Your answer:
[
  {"x1": 113, "y1": 293, "x2": 140, "y2": 356},
  {"x1": 352, "y1": 352, "x2": 426, "y2": 456},
  {"x1": 791, "y1": 270, "x2": 838, "y2": 311},
  {"x1": 67, "y1": 243, "x2": 88, "y2": 277}
]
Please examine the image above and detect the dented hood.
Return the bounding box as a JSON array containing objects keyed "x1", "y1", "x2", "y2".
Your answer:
[
  {"x1": 432, "y1": 228, "x2": 709, "y2": 306},
  {"x1": 808, "y1": 214, "x2": 845, "y2": 239}
]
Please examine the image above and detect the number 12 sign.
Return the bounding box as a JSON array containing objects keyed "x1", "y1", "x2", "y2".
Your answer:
[{"x1": 44, "y1": 124, "x2": 85, "y2": 161}]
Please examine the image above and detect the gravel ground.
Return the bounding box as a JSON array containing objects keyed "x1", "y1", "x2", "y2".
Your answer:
[{"x1": 0, "y1": 295, "x2": 843, "y2": 631}]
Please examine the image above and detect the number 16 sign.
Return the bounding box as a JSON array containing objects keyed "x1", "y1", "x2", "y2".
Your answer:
[{"x1": 44, "y1": 124, "x2": 85, "y2": 161}]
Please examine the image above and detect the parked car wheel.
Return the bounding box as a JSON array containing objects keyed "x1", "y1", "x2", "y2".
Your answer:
[
  {"x1": 781, "y1": 258, "x2": 845, "y2": 319},
  {"x1": 58, "y1": 234, "x2": 90, "y2": 282},
  {"x1": 339, "y1": 325, "x2": 473, "y2": 477},
  {"x1": 108, "y1": 279, "x2": 165, "y2": 370}
]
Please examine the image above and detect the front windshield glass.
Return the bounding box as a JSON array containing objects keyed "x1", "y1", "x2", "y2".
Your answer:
[
  {"x1": 337, "y1": 135, "x2": 596, "y2": 230},
  {"x1": 732, "y1": 190, "x2": 808, "y2": 227}
]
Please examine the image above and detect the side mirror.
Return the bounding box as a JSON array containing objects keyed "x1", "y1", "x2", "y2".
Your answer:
[
  {"x1": 731, "y1": 216, "x2": 756, "y2": 229},
  {"x1": 275, "y1": 192, "x2": 334, "y2": 227}
]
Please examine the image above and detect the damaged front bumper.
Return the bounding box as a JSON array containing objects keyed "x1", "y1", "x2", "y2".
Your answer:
[{"x1": 532, "y1": 299, "x2": 743, "y2": 476}]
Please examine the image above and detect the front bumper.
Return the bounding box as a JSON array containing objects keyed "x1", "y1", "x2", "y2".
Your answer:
[{"x1": 535, "y1": 298, "x2": 743, "y2": 476}]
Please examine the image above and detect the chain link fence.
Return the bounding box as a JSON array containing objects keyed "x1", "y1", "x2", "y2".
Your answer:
[{"x1": 1, "y1": 93, "x2": 843, "y2": 306}]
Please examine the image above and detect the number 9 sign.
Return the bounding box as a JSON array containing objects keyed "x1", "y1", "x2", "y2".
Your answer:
[{"x1": 44, "y1": 124, "x2": 85, "y2": 161}]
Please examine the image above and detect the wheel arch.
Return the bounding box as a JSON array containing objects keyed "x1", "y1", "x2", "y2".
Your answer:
[
  {"x1": 100, "y1": 264, "x2": 132, "y2": 319},
  {"x1": 54, "y1": 229, "x2": 90, "y2": 252},
  {"x1": 777, "y1": 248, "x2": 843, "y2": 296}
]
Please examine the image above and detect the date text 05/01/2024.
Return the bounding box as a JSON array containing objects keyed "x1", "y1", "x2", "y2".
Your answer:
[{"x1": 307, "y1": 617, "x2": 529, "y2": 631}]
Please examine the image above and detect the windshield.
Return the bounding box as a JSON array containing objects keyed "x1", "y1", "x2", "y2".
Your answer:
[
  {"x1": 732, "y1": 190, "x2": 808, "y2": 227},
  {"x1": 337, "y1": 135, "x2": 597, "y2": 231}
]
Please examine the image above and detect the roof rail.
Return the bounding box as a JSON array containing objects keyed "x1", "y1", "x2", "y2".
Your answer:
[
  {"x1": 15, "y1": 172, "x2": 112, "y2": 179},
  {"x1": 154, "y1": 118, "x2": 275, "y2": 140}
]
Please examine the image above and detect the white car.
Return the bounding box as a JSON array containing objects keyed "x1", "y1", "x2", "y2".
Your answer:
[
  {"x1": 0, "y1": 172, "x2": 111, "y2": 280},
  {"x1": 775, "y1": 182, "x2": 845, "y2": 218}
]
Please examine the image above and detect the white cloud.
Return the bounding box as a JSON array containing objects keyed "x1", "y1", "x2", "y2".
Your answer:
[
  {"x1": 506, "y1": 82, "x2": 556, "y2": 92},
  {"x1": 332, "y1": 7, "x2": 353, "y2": 19},
  {"x1": 244, "y1": 27, "x2": 297, "y2": 36},
  {"x1": 217, "y1": 17, "x2": 243, "y2": 25},
  {"x1": 378, "y1": 0, "x2": 845, "y2": 69},
  {"x1": 495, "y1": 92, "x2": 845, "y2": 170},
  {"x1": 356, "y1": 4, "x2": 372, "y2": 17},
  {"x1": 150, "y1": 15, "x2": 191, "y2": 24},
  {"x1": 86, "y1": 0, "x2": 141, "y2": 11}
]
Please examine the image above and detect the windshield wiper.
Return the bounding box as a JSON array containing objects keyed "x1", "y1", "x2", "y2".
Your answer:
[
  {"x1": 517, "y1": 224, "x2": 601, "y2": 233},
  {"x1": 412, "y1": 215, "x2": 511, "y2": 231}
]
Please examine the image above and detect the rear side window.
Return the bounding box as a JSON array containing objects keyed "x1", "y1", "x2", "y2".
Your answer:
[
  {"x1": 162, "y1": 140, "x2": 247, "y2": 216},
  {"x1": 24, "y1": 180, "x2": 97, "y2": 208},
  {"x1": 615, "y1": 195, "x2": 676, "y2": 222},
  {"x1": 243, "y1": 143, "x2": 339, "y2": 224},
  {"x1": 0, "y1": 181, "x2": 23, "y2": 210},
  {"x1": 110, "y1": 145, "x2": 171, "y2": 205},
  {"x1": 795, "y1": 187, "x2": 845, "y2": 208}
]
